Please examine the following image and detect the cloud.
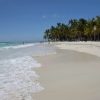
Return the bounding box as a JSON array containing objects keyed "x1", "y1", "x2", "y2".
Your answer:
[
  {"x1": 42, "y1": 15, "x2": 47, "y2": 19},
  {"x1": 42, "y1": 14, "x2": 60, "y2": 19},
  {"x1": 52, "y1": 14, "x2": 60, "y2": 18}
]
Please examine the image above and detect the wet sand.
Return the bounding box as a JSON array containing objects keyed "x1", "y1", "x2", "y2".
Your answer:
[{"x1": 33, "y1": 49, "x2": 100, "y2": 100}]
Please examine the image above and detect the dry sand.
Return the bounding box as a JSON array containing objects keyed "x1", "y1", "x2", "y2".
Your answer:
[
  {"x1": 56, "y1": 42, "x2": 100, "y2": 57},
  {"x1": 33, "y1": 49, "x2": 100, "y2": 100}
]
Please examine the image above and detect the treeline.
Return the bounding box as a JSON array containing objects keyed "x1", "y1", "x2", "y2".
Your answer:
[{"x1": 44, "y1": 16, "x2": 100, "y2": 41}]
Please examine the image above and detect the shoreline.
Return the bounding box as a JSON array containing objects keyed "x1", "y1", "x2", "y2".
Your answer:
[
  {"x1": 1, "y1": 41, "x2": 100, "y2": 99},
  {"x1": 33, "y1": 48, "x2": 100, "y2": 100},
  {"x1": 55, "y1": 41, "x2": 100, "y2": 57}
]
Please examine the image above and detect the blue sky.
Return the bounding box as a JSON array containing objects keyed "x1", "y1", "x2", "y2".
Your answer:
[{"x1": 0, "y1": 0, "x2": 100, "y2": 42}]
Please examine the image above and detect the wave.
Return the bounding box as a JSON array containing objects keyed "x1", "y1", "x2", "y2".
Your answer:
[
  {"x1": 0, "y1": 43, "x2": 36, "y2": 50},
  {"x1": 0, "y1": 43, "x2": 56, "y2": 99},
  {"x1": 0, "y1": 56, "x2": 44, "y2": 100}
]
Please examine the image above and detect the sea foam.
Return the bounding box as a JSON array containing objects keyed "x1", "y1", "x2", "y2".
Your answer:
[
  {"x1": 0, "y1": 43, "x2": 56, "y2": 100},
  {"x1": 0, "y1": 56, "x2": 44, "y2": 100}
]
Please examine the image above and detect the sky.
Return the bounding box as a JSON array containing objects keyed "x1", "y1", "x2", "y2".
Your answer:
[{"x1": 0, "y1": 0, "x2": 100, "y2": 42}]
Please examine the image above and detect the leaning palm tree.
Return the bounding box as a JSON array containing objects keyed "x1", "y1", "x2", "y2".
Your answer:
[{"x1": 44, "y1": 29, "x2": 50, "y2": 41}]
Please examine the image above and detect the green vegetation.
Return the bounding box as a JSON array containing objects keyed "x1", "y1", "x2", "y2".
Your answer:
[{"x1": 44, "y1": 16, "x2": 100, "y2": 41}]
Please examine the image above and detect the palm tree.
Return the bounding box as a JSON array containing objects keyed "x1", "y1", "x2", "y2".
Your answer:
[
  {"x1": 44, "y1": 29, "x2": 50, "y2": 41},
  {"x1": 77, "y1": 18, "x2": 87, "y2": 41},
  {"x1": 84, "y1": 19, "x2": 93, "y2": 40},
  {"x1": 56, "y1": 23, "x2": 69, "y2": 41},
  {"x1": 68, "y1": 19, "x2": 79, "y2": 40},
  {"x1": 95, "y1": 16, "x2": 100, "y2": 40},
  {"x1": 43, "y1": 16, "x2": 100, "y2": 42}
]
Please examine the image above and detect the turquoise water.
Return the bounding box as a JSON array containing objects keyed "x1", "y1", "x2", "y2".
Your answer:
[
  {"x1": 0, "y1": 42, "x2": 21, "y2": 47},
  {"x1": 0, "y1": 42, "x2": 35, "y2": 48}
]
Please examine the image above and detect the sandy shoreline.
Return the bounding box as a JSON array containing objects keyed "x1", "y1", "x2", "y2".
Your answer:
[
  {"x1": 56, "y1": 41, "x2": 100, "y2": 57},
  {"x1": 33, "y1": 48, "x2": 100, "y2": 100}
]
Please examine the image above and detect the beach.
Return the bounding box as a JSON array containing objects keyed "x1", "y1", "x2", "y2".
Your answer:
[
  {"x1": 0, "y1": 0, "x2": 100, "y2": 99},
  {"x1": 33, "y1": 42, "x2": 100, "y2": 100},
  {"x1": 0, "y1": 42, "x2": 100, "y2": 100},
  {"x1": 56, "y1": 42, "x2": 100, "y2": 57}
]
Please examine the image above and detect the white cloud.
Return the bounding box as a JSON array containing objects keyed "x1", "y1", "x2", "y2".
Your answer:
[
  {"x1": 42, "y1": 14, "x2": 60, "y2": 19},
  {"x1": 42, "y1": 15, "x2": 47, "y2": 19},
  {"x1": 52, "y1": 14, "x2": 60, "y2": 18}
]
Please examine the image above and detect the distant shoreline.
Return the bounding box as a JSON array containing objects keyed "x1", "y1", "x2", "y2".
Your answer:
[{"x1": 55, "y1": 41, "x2": 100, "y2": 57}]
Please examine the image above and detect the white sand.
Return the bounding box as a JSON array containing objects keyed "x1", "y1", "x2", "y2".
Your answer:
[
  {"x1": 56, "y1": 41, "x2": 100, "y2": 57},
  {"x1": 33, "y1": 49, "x2": 100, "y2": 100}
]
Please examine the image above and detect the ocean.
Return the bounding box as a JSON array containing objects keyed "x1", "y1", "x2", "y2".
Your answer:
[{"x1": 0, "y1": 42, "x2": 56, "y2": 100}]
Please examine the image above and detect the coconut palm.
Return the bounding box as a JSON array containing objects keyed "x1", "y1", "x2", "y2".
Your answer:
[{"x1": 43, "y1": 16, "x2": 100, "y2": 41}]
